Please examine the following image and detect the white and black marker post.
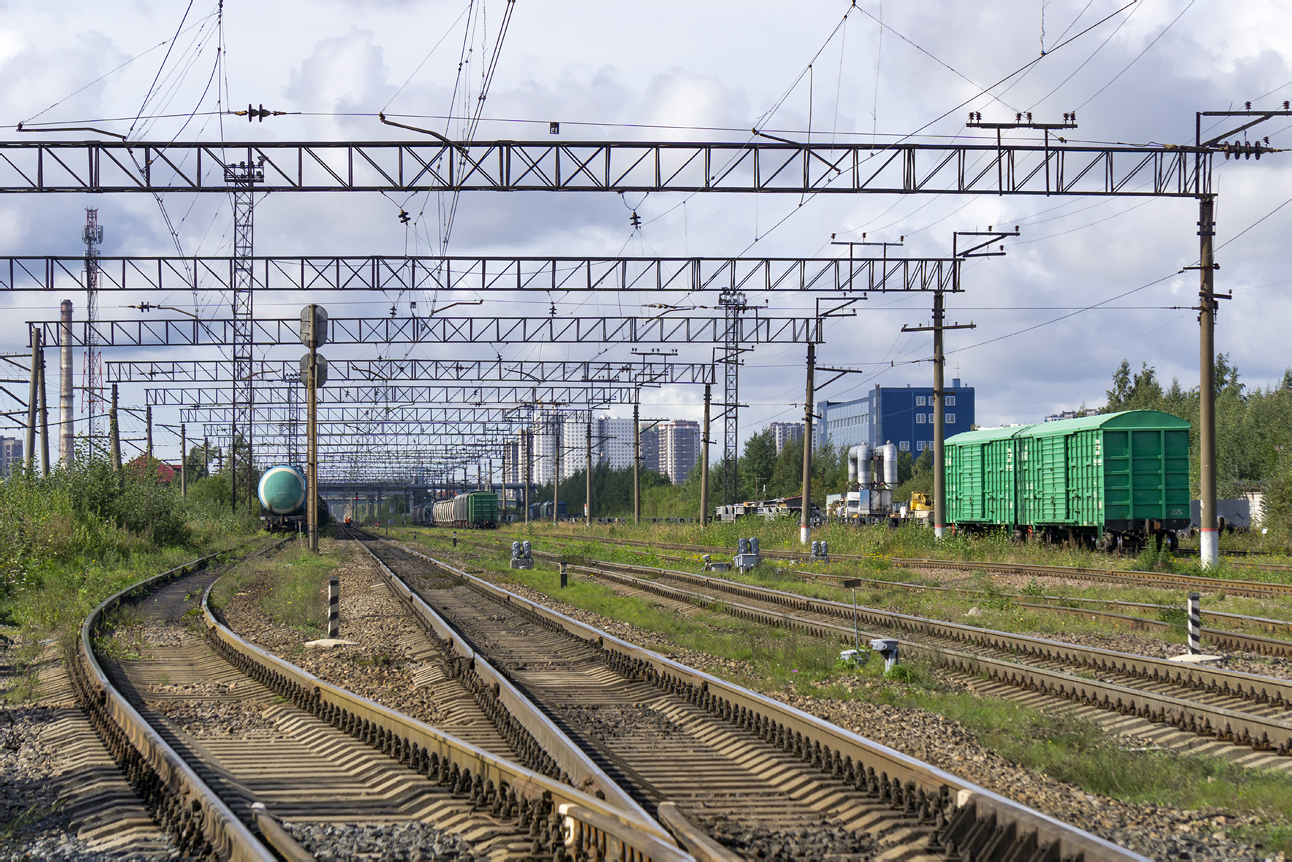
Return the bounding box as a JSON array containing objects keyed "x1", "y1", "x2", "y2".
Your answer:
[
  {"x1": 327, "y1": 576, "x2": 340, "y2": 638},
  {"x1": 1188, "y1": 592, "x2": 1201, "y2": 655}
]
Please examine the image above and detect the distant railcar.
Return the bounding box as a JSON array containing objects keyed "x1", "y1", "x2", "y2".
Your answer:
[
  {"x1": 528, "y1": 500, "x2": 567, "y2": 521},
  {"x1": 945, "y1": 410, "x2": 1190, "y2": 551},
  {"x1": 431, "y1": 491, "x2": 498, "y2": 528}
]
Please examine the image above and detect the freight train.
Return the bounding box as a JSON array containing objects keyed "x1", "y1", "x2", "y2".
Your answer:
[
  {"x1": 430, "y1": 491, "x2": 499, "y2": 528},
  {"x1": 944, "y1": 410, "x2": 1190, "y2": 551},
  {"x1": 258, "y1": 464, "x2": 330, "y2": 532}
]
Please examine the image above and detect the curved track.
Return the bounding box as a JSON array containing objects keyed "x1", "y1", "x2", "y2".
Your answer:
[{"x1": 75, "y1": 542, "x2": 683, "y2": 862}]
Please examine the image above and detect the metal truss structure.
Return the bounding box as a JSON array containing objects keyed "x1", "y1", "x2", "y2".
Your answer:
[
  {"x1": 192, "y1": 404, "x2": 592, "y2": 430},
  {"x1": 110, "y1": 357, "x2": 717, "y2": 385},
  {"x1": 1, "y1": 255, "x2": 958, "y2": 294},
  {"x1": 34, "y1": 314, "x2": 822, "y2": 348},
  {"x1": 149, "y1": 383, "x2": 644, "y2": 407},
  {"x1": 0, "y1": 139, "x2": 1210, "y2": 196},
  {"x1": 225, "y1": 158, "x2": 262, "y2": 509}
]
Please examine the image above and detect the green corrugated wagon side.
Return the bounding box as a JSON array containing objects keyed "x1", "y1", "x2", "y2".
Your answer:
[{"x1": 945, "y1": 424, "x2": 1034, "y2": 527}]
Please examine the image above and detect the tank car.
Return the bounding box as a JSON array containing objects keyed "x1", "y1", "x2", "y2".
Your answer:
[{"x1": 258, "y1": 464, "x2": 331, "y2": 532}]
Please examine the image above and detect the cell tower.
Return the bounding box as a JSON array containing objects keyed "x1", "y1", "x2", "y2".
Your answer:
[{"x1": 82, "y1": 209, "x2": 104, "y2": 454}]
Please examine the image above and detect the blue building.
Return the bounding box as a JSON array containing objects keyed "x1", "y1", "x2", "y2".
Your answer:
[{"x1": 815, "y1": 380, "x2": 975, "y2": 456}]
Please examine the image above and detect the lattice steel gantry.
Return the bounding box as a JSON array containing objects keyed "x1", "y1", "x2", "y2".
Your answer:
[
  {"x1": 81, "y1": 209, "x2": 104, "y2": 455},
  {"x1": 224, "y1": 157, "x2": 263, "y2": 510}
]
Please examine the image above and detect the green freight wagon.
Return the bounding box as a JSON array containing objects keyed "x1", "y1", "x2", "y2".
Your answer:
[
  {"x1": 945, "y1": 424, "x2": 1036, "y2": 528},
  {"x1": 945, "y1": 410, "x2": 1190, "y2": 550},
  {"x1": 457, "y1": 491, "x2": 499, "y2": 528}
]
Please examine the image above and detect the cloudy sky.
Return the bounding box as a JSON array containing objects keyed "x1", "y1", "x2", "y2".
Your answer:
[{"x1": 1, "y1": 0, "x2": 1290, "y2": 469}]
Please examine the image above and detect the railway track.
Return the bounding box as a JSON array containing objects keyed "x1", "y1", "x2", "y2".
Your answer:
[
  {"x1": 516, "y1": 534, "x2": 1292, "y2": 653},
  {"x1": 353, "y1": 529, "x2": 1149, "y2": 862},
  {"x1": 74, "y1": 540, "x2": 684, "y2": 862},
  {"x1": 533, "y1": 554, "x2": 1292, "y2": 764},
  {"x1": 564, "y1": 534, "x2": 1292, "y2": 599}
]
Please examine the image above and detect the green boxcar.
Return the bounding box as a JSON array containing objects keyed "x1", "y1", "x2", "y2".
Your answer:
[
  {"x1": 945, "y1": 424, "x2": 1035, "y2": 526},
  {"x1": 945, "y1": 410, "x2": 1190, "y2": 548},
  {"x1": 462, "y1": 491, "x2": 498, "y2": 527}
]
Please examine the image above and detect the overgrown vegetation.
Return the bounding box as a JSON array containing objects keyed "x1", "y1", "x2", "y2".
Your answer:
[
  {"x1": 210, "y1": 546, "x2": 339, "y2": 635},
  {"x1": 0, "y1": 448, "x2": 265, "y2": 700}
]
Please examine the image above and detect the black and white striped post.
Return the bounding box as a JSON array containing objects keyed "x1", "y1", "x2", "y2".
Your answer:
[
  {"x1": 327, "y1": 576, "x2": 340, "y2": 638},
  {"x1": 1187, "y1": 592, "x2": 1201, "y2": 655}
]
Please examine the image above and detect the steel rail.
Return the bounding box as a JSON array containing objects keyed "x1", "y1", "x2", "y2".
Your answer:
[
  {"x1": 575, "y1": 562, "x2": 1292, "y2": 757},
  {"x1": 555, "y1": 557, "x2": 1292, "y2": 755},
  {"x1": 74, "y1": 546, "x2": 281, "y2": 862},
  {"x1": 202, "y1": 559, "x2": 691, "y2": 862},
  {"x1": 570, "y1": 535, "x2": 1292, "y2": 599},
  {"x1": 476, "y1": 535, "x2": 1292, "y2": 653},
  {"x1": 347, "y1": 529, "x2": 668, "y2": 832},
  {"x1": 385, "y1": 536, "x2": 1149, "y2": 862}
]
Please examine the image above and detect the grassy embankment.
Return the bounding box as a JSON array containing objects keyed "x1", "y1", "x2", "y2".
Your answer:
[
  {"x1": 209, "y1": 542, "x2": 343, "y2": 641},
  {"x1": 0, "y1": 461, "x2": 269, "y2": 701},
  {"x1": 451, "y1": 519, "x2": 1292, "y2": 652},
  {"x1": 396, "y1": 524, "x2": 1292, "y2": 852}
]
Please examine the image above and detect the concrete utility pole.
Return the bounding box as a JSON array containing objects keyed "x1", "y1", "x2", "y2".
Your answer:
[
  {"x1": 633, "y1": 402, "x2": 641, "y2": 525},
  {"x1": 59, "y1": 299, "x2": 73, "y2": 465},
  {"x1": 552, "y1": 415, "x2": 560, "y2": 526},
  {"x1": 1197, "y1": 195, "x2": 1219, "y2": 567},
  {"x1": 799, "y1": 343, "x2": 815, "y2": 545},
  {"x1": 1191, "y1": 106, "x2": 1291, "y2": 565},
  {"x1": 585, "y1": 419, "x2": 592, "y2": 526},
  {"x1": 109, "y1": 384, "x2": 121, "y2": 471},
  {"x1": 904, "y1": 228, "x2": 1012, "y2": 538},
  {"x1": 180, "y1": 424, "x2": 187, "y2": 497},
  {"x1": 26, "y1": 331, "x2": 40, "y2": 474},
  {"x1": 524, "y1": 429, "x2": 531, "y2": 524},
  {"x1": 37, "y1": 341, "x2": 49, "y2": 476},
  {"x1": 700, "y1": 384, "x2": 711, "y2": 525}
]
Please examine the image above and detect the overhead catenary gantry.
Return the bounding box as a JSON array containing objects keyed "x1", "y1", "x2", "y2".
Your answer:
[
  {"x1": 8, "y1": 129, "x2": 1276, "y2": 555},
  {"x1": 31, "y1": 314, "x2": 822, "y2": 347},
  {"x1": 109, "y1": 358, "x2": 717, "y2": 385},
  {"x1": 145, "y1": 384, "x2": 648, "y2": 407},
  {"x1": 3, "y1": 255, "x2": 957, "y2": 294},
  {"x1": 0, "y1": 138, "x2": 1210, "y2": 196}
]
